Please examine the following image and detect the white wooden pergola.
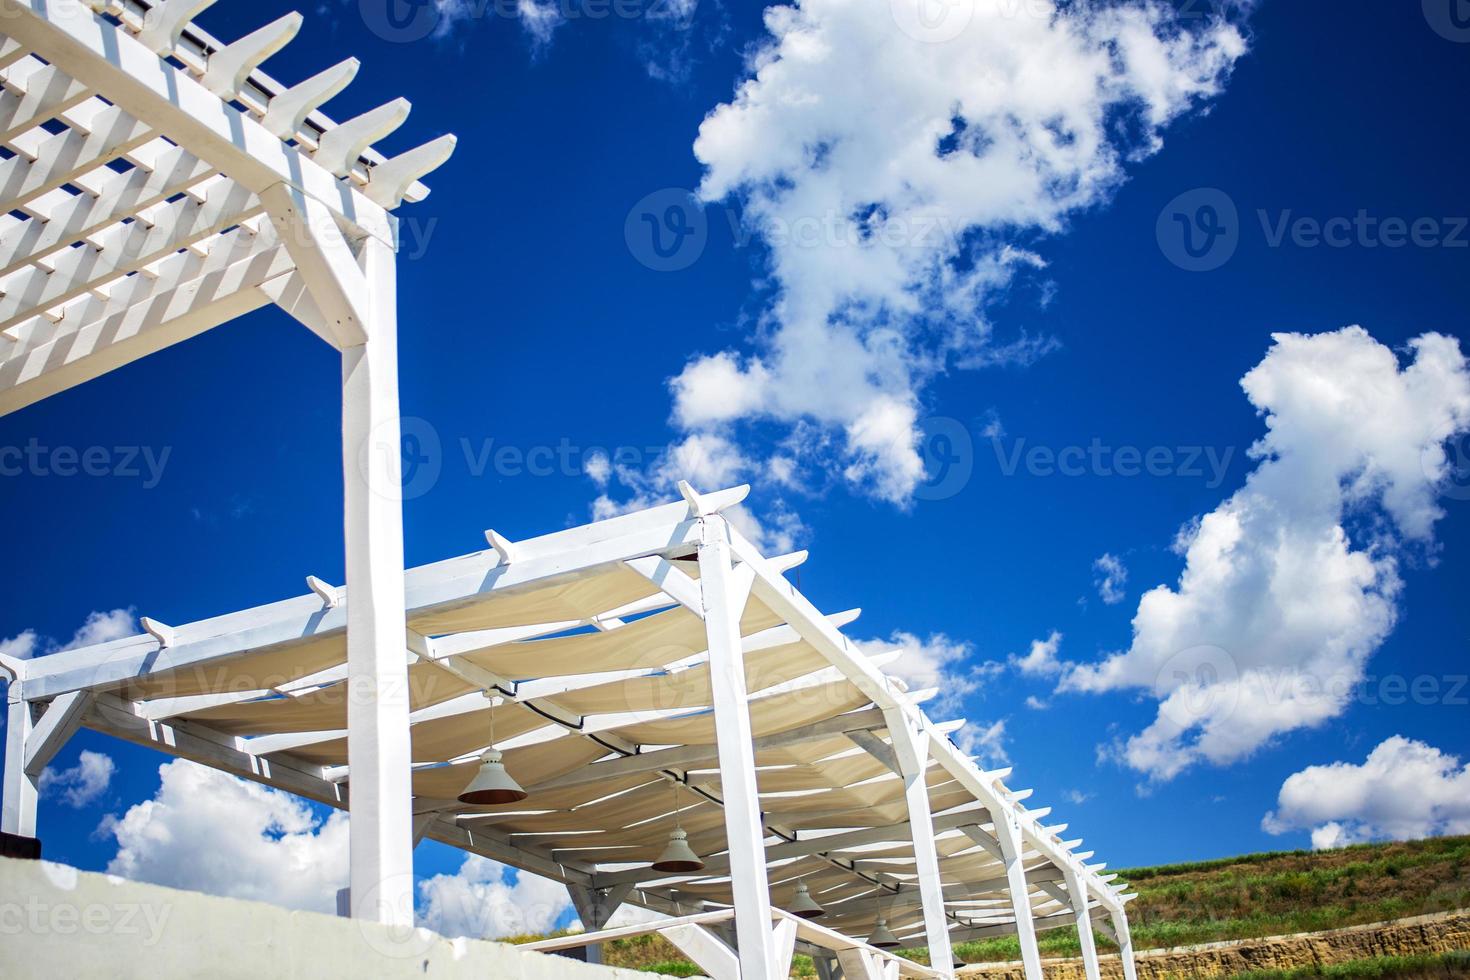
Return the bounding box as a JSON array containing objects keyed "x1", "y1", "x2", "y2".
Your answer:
[
  {"x1": 2, "y1": 477, "x2": 1141, "y2": 979},
  {"x1": 0, "y1": 0, "x2": 453, "y2": 928},
  {"x1": 0, "y1": 3, "x2": 1142, "y2": 978}
]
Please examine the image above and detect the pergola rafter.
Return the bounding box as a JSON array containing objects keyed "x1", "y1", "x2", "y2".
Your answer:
[{"x1": 0, "y1": 0, "x2": 458, "y2": 415}]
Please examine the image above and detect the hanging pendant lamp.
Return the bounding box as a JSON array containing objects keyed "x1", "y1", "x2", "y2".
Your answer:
[
  {"x1": 651, "y1": 781, "x2": 704, "y2": 873},
  {"x1": 788, "y1": 881, "x2": 825, "y2": 919},
  {"x1": 458, "y1": 693, "x2": 527, "y2": 806},
  {"x1": 868, "y1": 917, "x2": 901, "y2": 949}
]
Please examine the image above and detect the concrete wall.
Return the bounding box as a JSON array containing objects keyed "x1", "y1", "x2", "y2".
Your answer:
[{"x1": 0, "y1": 857, "x2": 666, "y2": 980}]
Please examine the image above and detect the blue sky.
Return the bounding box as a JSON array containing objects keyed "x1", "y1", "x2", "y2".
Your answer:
[{"x1": 4, "y1": 0, "x2": 1470, "y2": 935}]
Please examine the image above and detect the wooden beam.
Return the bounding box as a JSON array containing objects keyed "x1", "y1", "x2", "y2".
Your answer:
[
  {"x1": 0, "y1": 142, "x2": 214, "y2": 279},
  {"x1": 662, "y1": 922, "x2": 740, "y2": 980},
  {"x1": 0, "y1": 178, "x2": 262, "y2": 333},
  {"x1": 1112, "y1": 909, "x2": 1139, "y2": 980},
  {"x1": 698, "y1": 515, "x2": 777, "y2": 978},
  {"x1": 0, "y1": 59, "x2": 91, "y2": 141},
  {"x1": 260, "y1": 181, "x2": 369, "y2": 348},
  {"x1": 0, "y1": 228, "x2": 290, "y2": 415},
  {"x1": 0, "y1": 103, "x2": 154, "y2": 215},
  {"x1": 0, "y1": 0, "x2": 397, "y2": 243},
  {"x1": 726, "y1": 521, "x2": 1122, "y2": 919},
  {"x1": 886, "y1": 709, "x2": 953, "y2": 970},
  {"x1": 1066, "y1": 869, "x2": 1103, "y2": 980},
  {"x1": 18, "y1": 498, "x2": 715, "y2": 700},
  {"x1": 992, "y1": 805, "x2": 1044, "y2": 980},
  {"x1": 531, "y1": 708, "x2": 888, "y2": 794},
  {"x1": 22, "y1": 690, "x2": 92, "y2": 776}
]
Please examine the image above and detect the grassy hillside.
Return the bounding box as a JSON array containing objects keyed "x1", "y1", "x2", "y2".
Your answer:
[
  {"x1": 957, "y1": 834, "x2": 1470, "y2": 963},
  {"x1": 510, "y1": 835, "x2": 1470, "y2": 975}
]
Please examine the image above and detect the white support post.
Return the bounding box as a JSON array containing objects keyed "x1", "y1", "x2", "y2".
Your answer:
[
  {"x1": 339, "y1": 230, "x2": 414, "y2": 926},
  {"x1": 2, "y1": 680, "x2": 38, "y2": 838},
  {"x1": 990, "y1": 805, "x2": 1044, "y2": 980},
  {"x1": 697, "y1": 515, "x2": 777, "y2": 979},
  {"x1": 885, "y1": 709, "x2": 954, "y2": 973},
  {"x1": 1111, "y1": 908, "x2": 1138, "y2": 980},
  {"x1": 1065, "y1": 870, "x2": 1101, "y2": 980}
]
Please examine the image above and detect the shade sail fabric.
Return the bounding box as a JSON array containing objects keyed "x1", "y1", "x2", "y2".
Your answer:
[{"x1": 47, "y1": 504, "x2": 1106, "y2": 947}]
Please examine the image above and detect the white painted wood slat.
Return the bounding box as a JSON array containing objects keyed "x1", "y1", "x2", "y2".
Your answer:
[
  {"x1": 0, "y1": 144, "x2": 214, "y2": 278},
  {"x1": 0, "y1": 178, "x2": 261, "y2": 331},
  {"x1": 0, "y1": 226, "x2": 288, "y2": 412},
  {"x1": 0, "y1": 105, "x2": 155, "y2": 213},
  {"x1": 0, "y1": 61, "x2": 91, "y2": 142}
]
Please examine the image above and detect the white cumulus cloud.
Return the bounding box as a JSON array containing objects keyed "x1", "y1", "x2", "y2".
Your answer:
[
  {"x1": 418, "y1": 854, "x2": 574, "y2": 940},
  {"x1": 587, "y1": 432, "x2": 807, "y2": 554},
  {"x1": 101, "y1": 759, "x2": 349, "y2": 913},
  {"x1": 515, "y1": 0, "x2": 566, "y2": 47},
  {"x1": 662, "y1": 0, "x2": 1249, "y2": 504},
  {"x1": 1263, "y1": 736, "x2": 1470, "y2": 849},
  {"x1": 0, "y1": 608, "x2": 136, "y2": 663},
  {"x1": 859, "y1": 630, "x2": 979, "y2": 715},
  {"x1": 99, "y1": 761, "x2": 579, "y2": 938},
  {"x1": 1093, "y1": 553, "x2": 1128, "y2": 605},
  {"x1": 1063, "y1": 328, "x2": 1470, "y2": 781},
  {"x1": 1012, "y1": 631, "x2": 1064, "y2": 677},
  {"x1": 955, "y1": 719, "x2": 1009, "y2": 768},
  {"x1": 40, "y1": 750, "x2": 115, "y2": 808}
]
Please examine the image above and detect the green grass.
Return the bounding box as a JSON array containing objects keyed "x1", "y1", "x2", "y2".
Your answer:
[
  {"x1": 1229, "y1": 950, "x2": 1470, "y2": 980},
  {"x1": 910, "y1": 835, "x2": 1470, "y2": 967},
  {"x1": 511, "y1": 836, "x2": 1470, "y2": 975}
]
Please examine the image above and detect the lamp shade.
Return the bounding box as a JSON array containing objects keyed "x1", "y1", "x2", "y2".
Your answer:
[
  {"x1": 651, "y1": 828, "x2": 704, "y2": 873},
  {"x1": 868, "y1": 918, "x2": 900, "y2": 949},
  {"x1": 789, "y1": 882, "x2": 825, "y2": 919},
  {"x1": 457, "y1": 750, "x2": 528, "y2": 805}
]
